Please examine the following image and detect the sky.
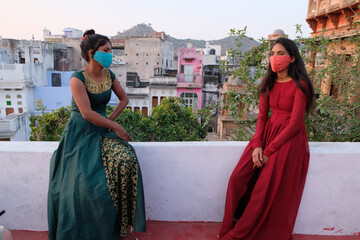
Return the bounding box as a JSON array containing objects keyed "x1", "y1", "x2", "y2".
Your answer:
[{"x1": 0, "y1": 0, "x2": 311, "y2": 42}]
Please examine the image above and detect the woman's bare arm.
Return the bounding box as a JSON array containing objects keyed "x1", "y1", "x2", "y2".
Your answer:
[
  {"x1": 70, "y1": 77, "x2": 130, "y2": 141},
  {"x1": 108, "y1": 78, "x2": 129, "y2": 121}
]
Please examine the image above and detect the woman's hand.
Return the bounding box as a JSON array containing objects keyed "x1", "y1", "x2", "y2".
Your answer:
[
  {"x1": 252, "y1": 147, "x2": 264, "y2": 169},
  {"x1": 262, "y1": 155, "x2": 269, "y2": 164},
  {"x1": 113, "y1": 125, "x2": 130, "y2": 142}
]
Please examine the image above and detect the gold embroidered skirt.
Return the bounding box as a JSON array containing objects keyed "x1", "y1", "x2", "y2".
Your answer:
[{"x1": 101, "y1": 137, "x2": 140, "y2": 236}]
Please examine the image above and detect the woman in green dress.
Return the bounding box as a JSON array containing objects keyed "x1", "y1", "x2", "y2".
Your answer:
[{"x1": 47, "y1": 29, "x2": 146, "y2": 240}]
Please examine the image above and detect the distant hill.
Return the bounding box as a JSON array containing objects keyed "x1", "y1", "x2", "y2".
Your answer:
[
  {"x1": 115, "y1": 23, "x2": 259, "y2": 55},
  {"x1": 116, "y1": 23, "x2": 157, "y2": 38}
]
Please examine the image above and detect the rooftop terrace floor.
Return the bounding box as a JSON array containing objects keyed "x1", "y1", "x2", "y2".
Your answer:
[{"x1": 10, "y1": 221, "x2": 360, "y2": 240}]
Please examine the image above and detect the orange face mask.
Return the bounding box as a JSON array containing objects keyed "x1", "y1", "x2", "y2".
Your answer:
[{"x1": 270, "y1": 55, "x2": 292, "y2": 73}]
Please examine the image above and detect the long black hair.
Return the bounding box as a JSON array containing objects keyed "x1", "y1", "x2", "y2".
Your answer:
[
  {"x1": 260, "y1": 38, "x2": 315, "y2": 114},
  {"x1": 80, "y1": 29, "x2": 111, "y2": 62}
]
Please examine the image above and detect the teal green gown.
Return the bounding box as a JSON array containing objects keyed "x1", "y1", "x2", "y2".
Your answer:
[{"x1": 47, "y1": 69, "x2": 146, "y2": 240}]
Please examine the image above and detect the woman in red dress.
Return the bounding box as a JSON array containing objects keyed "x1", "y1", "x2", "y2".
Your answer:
[{"x1": 219, "y1": 38, "x2": 315, "y2": 240}]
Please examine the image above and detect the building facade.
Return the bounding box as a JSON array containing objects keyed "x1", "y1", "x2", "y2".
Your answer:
[
  {"x1": 177, "y1": 45, "x2": 203, "y2": 110},
  {"x1": 110, "y1": 32, "x2": 176, "y2": 114},
  {"x1": 306, "y1": 0, "x2": 360, "y2": 38},
  {"x1": 201, "y1": 42, "x2": 221, "y2": 66},
  {"x1": 0, "y1": 38, "x2": 68, "y2": 140},
  {"x1": 111, "y1": 32, "x2": 175, "y2": 86},
  {"x1": 149, "y1": 76, "x2": 177, "y2": 114},
  {"x1": 306, "y1": 0, "x2": 360, "y2": 97}
]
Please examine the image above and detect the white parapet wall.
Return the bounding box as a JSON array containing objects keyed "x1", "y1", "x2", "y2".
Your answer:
[{"x1": 0, "y1": 141, "x2": 359, "y2": 235}]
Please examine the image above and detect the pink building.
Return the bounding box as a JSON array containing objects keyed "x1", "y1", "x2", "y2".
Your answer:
[{"x1": 177, "y1": 46, "x2": 203, "y2": 109}]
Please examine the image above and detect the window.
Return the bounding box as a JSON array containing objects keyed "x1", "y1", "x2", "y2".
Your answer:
[
  {"x1": 152, "y1": 96, "x2": 158, "y2": 108},
  {"x1": 184, "y1": 65, "x2": 194, "y2": 82},
  {"x1": 34, "y1": 58, "x2": 39, "y2": 63},
  {"x1": 330, "y1": 82, "x2": 338, "y2": 98},
  {"x1": 17, "y1": 94, "x2": 22, "y2": 98},
  {"x1": 6, "y1": 101, "x2": 11, "y2": 106},
  {"x1": 134, "y1": 107, "x2": 140, "y2": 113},
  {"x1": 345, "y1": 54, "x2": 351, "y2": 62},
  {"x1": 112, "y1": 49, "x2": 125, "y2": 63},
  {"x1": 180, "y1": 92, "x2": 198, "y2": 109},
  {"x1": 126, "y1": 106, "x2": 132, "y2": 111},
  {"x1": 17, "y1": 101, "x2": 22, "y2": 105},
  {"x1": 142, "y1": 107, "x2": 148, "y2": 116},
  {"x1": 51, "y1": 73, "x2": 62, "y2": 87},
  {"x1": 6, "y1": 108, "x2": 14, "y2": 116},
  {"x1": 18, "y1": 108, "x2": 23, "y2": 113},
  {"x1": 6, "y1": 95, "x2": 11, "y2": 99},
  {"x1": 160, "y1": 96, "x2": 166, "y2": 103},
  {"x1": 166, "y1": 59, "x2": 168, "y2": 68}
]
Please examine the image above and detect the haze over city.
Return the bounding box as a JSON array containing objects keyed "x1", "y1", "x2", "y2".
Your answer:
[{"x1": 1, "y1": 0, "x2": 311, "y2": 41}]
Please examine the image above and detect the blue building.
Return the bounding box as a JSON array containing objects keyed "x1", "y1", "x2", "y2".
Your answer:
[{"x1": 33, "y1": 70, "x2": 119, "y2": 114}]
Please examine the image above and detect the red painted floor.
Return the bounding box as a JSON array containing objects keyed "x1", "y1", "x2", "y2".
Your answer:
[{"x1": 9, "y1": 221, "x2": 360, "y2": 240}]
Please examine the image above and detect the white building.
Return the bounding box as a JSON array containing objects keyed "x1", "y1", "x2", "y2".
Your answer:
[
  {"x1": 111, "y1": 32, "x2": 175, "y2": 86},
  {"x1": 149, "y1": 76, "x2": 177, "y2": 114},
  {"x1": 43, "y1": 28, "x2": 83, "y2": 43},
  {"x1": 0, "y1": 38, "x2": 66, "y2": 141},
  {"x1": 110, "y1": 32, "x2": 176, "y2": 115},
  {"x1": 201, "y1": 42, "x2": 221, "y2": 66}
]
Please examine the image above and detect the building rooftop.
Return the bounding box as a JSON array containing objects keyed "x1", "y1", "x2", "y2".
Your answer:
[
  {"x1": 1, "y1": 141, "x2": 360, "y2": 239},
  {"x1": 9, "y1": 222, "x2": 360, "y2": 240}
]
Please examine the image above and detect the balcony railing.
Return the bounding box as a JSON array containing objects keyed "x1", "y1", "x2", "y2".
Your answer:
[
  {"x1": 149, "y1": 76, "x2": 177, "y2": 86},
  {"x1": 307, "y1": 0, "x2": 360, "y2": 19},
  {"x1": 0, "y1": 141, "x2": 359, "y2": 235},
  {"x1": 0, "y1": 114, "x2": 24, "y2": 137},
  {"x1": 177, "y1": 74, "x2": 202, "y2": 85}
]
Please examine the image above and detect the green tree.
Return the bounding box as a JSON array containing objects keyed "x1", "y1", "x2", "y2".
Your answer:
[
  {"x1": 29, "y1": 99, "x2": 71, "y2": 141},
  {"x1": 30, "y1": 97, "x2": 209, "y2": 142},
  {"x1": 114, "y1": 97, "x2": 208, "y2": 141},
  {"x1": 220, "y1": 27, "x2": 269, "y2": 140}
]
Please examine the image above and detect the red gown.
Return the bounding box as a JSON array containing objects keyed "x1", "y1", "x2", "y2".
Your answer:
[{"x1": 219, "y1": 80, "x2": 310, "y2": 240}]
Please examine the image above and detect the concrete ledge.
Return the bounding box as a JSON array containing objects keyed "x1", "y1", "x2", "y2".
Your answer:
[{"x1": 0, "y1": 141, "x2": 359, "y2": 235}]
